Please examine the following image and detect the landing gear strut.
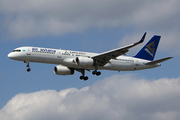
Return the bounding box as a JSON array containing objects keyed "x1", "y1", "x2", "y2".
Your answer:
[{"x1": 24, "y1": 61, "x2": 31, "y2": 72}]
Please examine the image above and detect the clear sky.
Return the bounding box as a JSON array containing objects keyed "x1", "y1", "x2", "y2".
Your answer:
[{"x1": 0, "y1": 0, "x2": 180, "y2": 120}]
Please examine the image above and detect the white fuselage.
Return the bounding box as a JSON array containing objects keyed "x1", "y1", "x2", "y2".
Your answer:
[{"x1": 8, "y1": 46, "x2": 160, "y2": 71}]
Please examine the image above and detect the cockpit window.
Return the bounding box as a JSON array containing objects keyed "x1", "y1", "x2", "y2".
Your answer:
[{"x1": 12, "y1": 49, "x2": 21, "y2": 52}]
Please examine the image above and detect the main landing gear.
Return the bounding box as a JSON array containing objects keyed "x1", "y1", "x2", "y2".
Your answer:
[
  {"x1": 79, "y1": 70, "x2": 101, "y2": 81},
  {"x1": 79, "y1": 69, "x2": 88, "y2": 81},
  {"x1": 92, "y1": 70, "x2": 101, "y2": 76},
  {"x1": 80, "y1": 75, "x2": 88, "y2": 81},
  {"x1": 24, "y1": 61, "x2": 31, "y2": 72},
  {"x1": 92, "y1": 60, "x2": 101, "y2": 76}
]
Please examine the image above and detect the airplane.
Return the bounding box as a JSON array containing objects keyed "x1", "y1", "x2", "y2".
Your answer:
[{"x1": 8, "y1": 32, "x2": 172, "y2": 81}]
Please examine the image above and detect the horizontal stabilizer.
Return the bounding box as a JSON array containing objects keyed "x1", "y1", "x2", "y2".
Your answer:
[{"x1": 145, "y1": 57, "x2": 173, "y2": 65}]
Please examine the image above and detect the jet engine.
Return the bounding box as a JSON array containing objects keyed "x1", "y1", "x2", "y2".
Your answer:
[
  {"x1": 54, "y1": 65, "x2": 74, "y2": 75},
  {"x1": 76, "y1": 57, "x2": 94, "y2": 66}
]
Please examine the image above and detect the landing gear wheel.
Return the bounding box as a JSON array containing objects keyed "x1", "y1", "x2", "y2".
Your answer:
[
  {"x1": 80, "y1": 76, "x2": 88, "y2": 81},
  {"x1": 96, "y1": 71, "x2": 101, "y2": 76},
  {"x1": 92, "y1": 71, "x2": 101, "y2": 76},
  {"x1": 84, "y1": 76, "x2": 88, "y2": 81},
  {"x1": 80, "y1": 76, "x2": 84, "y2": 80},
  {"x1": 92, "y1": 71, "x2": 97, "y2": 75},
  {"x1": 27, "y1": 68, "x2": 31, "y2": 72}
]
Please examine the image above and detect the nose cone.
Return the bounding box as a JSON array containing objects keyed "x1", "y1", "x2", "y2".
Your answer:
[{"x1": 8, "y1": 52, "x2": 15, "y2": 59}]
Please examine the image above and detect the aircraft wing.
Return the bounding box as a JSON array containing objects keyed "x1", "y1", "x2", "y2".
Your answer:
[{"x1": 92, "y1": 32, "x2": 147, "y2": 66}]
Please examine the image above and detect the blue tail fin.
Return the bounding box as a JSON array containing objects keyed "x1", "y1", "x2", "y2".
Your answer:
[{"x1": 134, "y1": 35, "x2": 161, "y2": 61}]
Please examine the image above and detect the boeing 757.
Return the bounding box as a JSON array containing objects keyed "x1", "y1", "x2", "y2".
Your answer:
[{"x1": 8, "y1": 33, "x2": 172, "y2": 80}]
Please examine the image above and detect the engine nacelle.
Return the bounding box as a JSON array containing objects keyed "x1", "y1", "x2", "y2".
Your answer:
[
  {"x1": 76, "y1": 57, "x2": 94, "y2": 66},
  {"x1": 54, "y1": 65, "x2": 74, "y2": 75}
]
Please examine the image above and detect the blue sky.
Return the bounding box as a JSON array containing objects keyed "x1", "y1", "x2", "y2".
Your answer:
[{"x1": 0, "y1": 0, "x2": 180, "y2": 120}]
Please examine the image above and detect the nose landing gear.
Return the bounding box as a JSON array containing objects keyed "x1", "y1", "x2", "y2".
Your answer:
[
  {"x1": 27, "y1": 68, "x2": 31, "y2": 72},
  {"x1": 24, "y1": 61, "x2": 31, "y2": 72}
]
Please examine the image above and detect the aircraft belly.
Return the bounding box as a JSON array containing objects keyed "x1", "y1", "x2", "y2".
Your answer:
[{"x1": 103, "y1": 60, "x2": 135, "y2": 71}]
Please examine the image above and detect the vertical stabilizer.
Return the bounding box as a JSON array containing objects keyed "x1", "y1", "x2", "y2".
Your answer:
[{"x1": 134, "y1": 35, "x2": 160, "y2": 61}]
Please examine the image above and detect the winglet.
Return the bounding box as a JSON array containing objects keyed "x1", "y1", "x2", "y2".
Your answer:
[
  {"x1": 140, "y1": 32, "x2": 147, "y2": 43},
  {"x1": 134, "y1": 32, "x2": 146, "y2": 45}
]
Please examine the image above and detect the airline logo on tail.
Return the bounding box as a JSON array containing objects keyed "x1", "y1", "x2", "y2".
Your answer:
[{"x1": 144, "y1": 41, "x2": 155, "y2": 57}]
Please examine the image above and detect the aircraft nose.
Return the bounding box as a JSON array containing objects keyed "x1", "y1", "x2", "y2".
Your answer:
[{"x1": 8, "y1": 52, "x2": 15, "y2": 59}]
